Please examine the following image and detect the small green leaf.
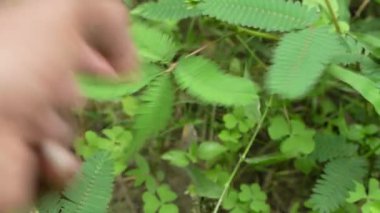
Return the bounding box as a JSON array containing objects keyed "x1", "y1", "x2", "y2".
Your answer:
[
  {"x1": 222, "y1": 190, "x2": 239, "y2": 210},
  {"x1": 224, "y1": 114, "x2": 238, "y2": 129},
  {"x1": 122, "y1": 96, "x2": 139, "y2": 117},
  {"x1": 290, "y1": 120, "x2": 307, "y2": 134},
  {"x1": 294, "y1": 157, "x2": 315, "y2": 174},
  {"x1": 369, "y1": 179, "x2": 380, "y2": 201},
  {"x1": 250, "y1": 199, "x2": 270, "y2": 213},
  {"x1": 197, "y1": 142, "x2": 227, "y2": 161},
  {"x1": 218, "y1": 130, "x2": 241, "y2": 143},
  {"x1": 159, "y1": 204, "x2": 179, "y2": 213},
  {"x1": 143, "y1": 192, "x2": 161, "y2": 213},
  {"x1": 238, "y1": 185, "x2": 252, "y2": 202},
  {"x1": 250, "y1": 184, "x2": 267, "y2": 201},
  {"x1": 364, "y1": 124, "x2": 379, "y2": 135},
  {"x1": 157, "y1": 185, "x2": 177, "y2": 203},
  {"x1": 268, "y1": 116, "x2": 289, "y2": 140},
  {"x1": 346, "y1": 124, "x2": 365, "y2": 141},
  {"x1": 280, "y1": 120, "x2": 315, "y2": 155},
  {"x1": 281, "y1": 130, "x2": 315, "y2": 155},
  {"x1": 347, "y1": 181, "x2": 367, "y2": 203},
  {"x1": 126, "y1": 155, "x2": 151, "y2": 187},
  {"x1": 162, "y1": 150, "x2": 189, "y2": 167},
  {"x1": 186, "y1": 166, "x2": 223, "y2": 199}
]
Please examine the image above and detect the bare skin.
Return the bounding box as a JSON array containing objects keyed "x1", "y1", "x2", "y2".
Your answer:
[{"x1": 0, "y1": 0, "x2": 137, "y2": 211}]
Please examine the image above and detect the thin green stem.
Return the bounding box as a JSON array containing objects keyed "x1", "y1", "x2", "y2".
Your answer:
[
  {"x1": 212, "y1": 96, "x2": 273, "y2": 213},
  {"x1": 186, "y1": 18, "x2": 196, "y2": 43},
  {"x1": 236, "y1": 35, "x2": 267, "y2": 69},
  {"x1": 208, "y1": 105, "x2": 217, "y2": 140},
  {"x1": 237, "y1": 27, "x2": 280, "y2": 41},
  {"x1": 324, "y1": 0, "x2": 342, "y2": 34}
]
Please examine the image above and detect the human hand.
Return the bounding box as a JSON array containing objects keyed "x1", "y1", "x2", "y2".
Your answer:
[{"x1": 0, "y1": 0, "x2": 136, "y2": 211}]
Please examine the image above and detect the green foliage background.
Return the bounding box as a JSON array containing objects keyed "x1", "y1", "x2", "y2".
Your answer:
[{"x1": 38, "y1": 0, "x2": 380, "y2": 212}]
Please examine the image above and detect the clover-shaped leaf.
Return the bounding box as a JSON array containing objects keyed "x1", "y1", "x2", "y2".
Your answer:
[
  {"x1": 280, "y1": 120, "x2": 315, "y2": 156},
  {"x1": 142, "y1": 185, "x2": 179, "y2": 213},
  {"x1": 223, "y1": 190, "x2": 239, "y2": 210},
  {"x1": 157, "y1": 185, "x2": 178, "y2": 203},
  {"x1": 218, "y1": 130, "x2": 241, "y2": 143},
  {"x1": 126, "y1": 155, "x2": 152, "y2": 187},
  {"x1": 268, "y1": 116, "x2": 289, "y2": 140},
  {"x1": 238, "y1": 184, "x2": 252, "y2": 202},
  {"x1": 159, "y1": 204, "x2": 179, "y2": 213},
  {"x1": 347, "y1": 179, "x2": 380, "y2": 213},
  {"x1": 347, "y1": 182, "x2": 367, "y2": 203},
  {"x1": 237, "y1": 184, "x2": 270, "y2": 212},
  {"x1": 143, "y1": 191, "x2": 161, "y2": 213},
  {"x1": 224, "y1": 113, "x2": 238, "y2": 129}
]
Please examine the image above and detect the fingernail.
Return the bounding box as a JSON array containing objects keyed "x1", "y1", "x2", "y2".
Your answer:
[{"x1": 41, "y1": 142, "x2": 80, "y2": 181}]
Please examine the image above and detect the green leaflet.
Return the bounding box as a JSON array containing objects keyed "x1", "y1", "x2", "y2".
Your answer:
[
  {"x1": 131, "y1": 22, "x2": 178, "y2": 63},
  {"x1": 132, "y1": 0, "x2": 202, "y2": 21},
  {"x1": 328, "y1": 65, "x2": 380, "y2": 115},
  {"x1": 200, "y1": 0, "x2": 319, "y2": 32},
  {"x1": 308, "y1": 157, "x2": 368, "y2": 213},
  {"x1": 127, "y1": 74, "x2": 175, "y2": 159},
  {"x1": 36, "y1": 192, "x2": 61, "y2": 213},
  {"x1": 266, "y1": 27, "x2": 344, "y2": 99},
  {"x1": 61, "y1": 152, "x2": 114, "y2": 213},
  {"x1": 174, "y1": 56, "x2": 258, "y2": 106},
  {"x1": 78, "y1": 63, "x2": 161, "y2": 101}
]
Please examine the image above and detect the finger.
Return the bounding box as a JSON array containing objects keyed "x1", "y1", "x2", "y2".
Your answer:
[
  {"x1": 45, "y1": 69, "x2": 84, "y2": 110},
  {"x1": 35, "y1": 108, "x2": 74, "y2": 147},
  {"x1": 77, "y1": 41, "x2": 117, "y2": 76},
  {"x1": 78, "y1": 1, "x2": 138, "y2": 74},
  {"x1": 39, "y1": 141, "x2": 80, "y2": 189},
  {"x1": 0, "y1": 130, "x2": 37, "y2": 212}
]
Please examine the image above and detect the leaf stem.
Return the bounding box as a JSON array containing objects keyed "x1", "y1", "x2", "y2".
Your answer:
[
  {"x1": 355, "y1": 0, "x2": 370, "y2": 18},
  {"x1": 236, "y1": 35, "x2": 267, "y2": 69},
  {"x1": 237, "y1": 27, "x2": 280, "y2": 41},
  {"x1": 324, "y1": 0, "x2": 341, "y2": 34},
  {"x1": 212, "y1": 96, "x2": 273, "y2": 213}
]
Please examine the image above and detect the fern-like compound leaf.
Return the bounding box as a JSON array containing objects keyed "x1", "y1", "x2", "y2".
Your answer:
[
  {"x1": 78, "y1": 63, "x2": 161, "y2": 101},
  {"x1": 174, "y1": 56, "x2": 258, "y2": 106},
  {"x1": 132, "y1": 0, "x2": 202, "y2": 21},
  {"x1": 36, "y1": 192, "x2": 61, "y2": 213},
  {"x1": 310, "y1": 132, "x2": 358, "y2": 163},
  {"x1": 127, "y1": 74, "x2": 175, "y2": 159},
  {"x1": 200, "y1": 0, "x2": 319, "y2": 32},
  {"x1": 131, "y1": 23, "x2": 178, "y2": 63},
  {"x1": 266, "y1": 27, "x2": 344, "y2": 99},
  {"x1": 61, "y1": 152, "x2": 114, "y2": 213},
  {"x1": 308, "y1": 157, "x2": 368, "y2": 213}
]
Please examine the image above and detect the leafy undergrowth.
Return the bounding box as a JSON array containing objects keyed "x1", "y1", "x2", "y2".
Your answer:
[{"x1": 37, "y1": 0, "x2": 380, "y2": 213}]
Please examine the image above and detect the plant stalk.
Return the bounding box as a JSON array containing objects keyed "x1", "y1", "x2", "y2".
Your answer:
[
  {"x1": 212, "y1": 96, "x2": 273, "y2": 213},
  {"x1": 237, "y1": 27, "x2": 280, "y2": 41},
  {"x1": 324, "y1": 0, "x2": 342, "y2": 34}
]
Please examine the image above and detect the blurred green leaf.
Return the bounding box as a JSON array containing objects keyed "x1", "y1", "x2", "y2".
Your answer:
[
  {"x1": 162, "y1": 150, "x2": 190, "y2": 167},
  {"x1": 197, "y1": 141, "x2": 227, "y2": 161}
]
